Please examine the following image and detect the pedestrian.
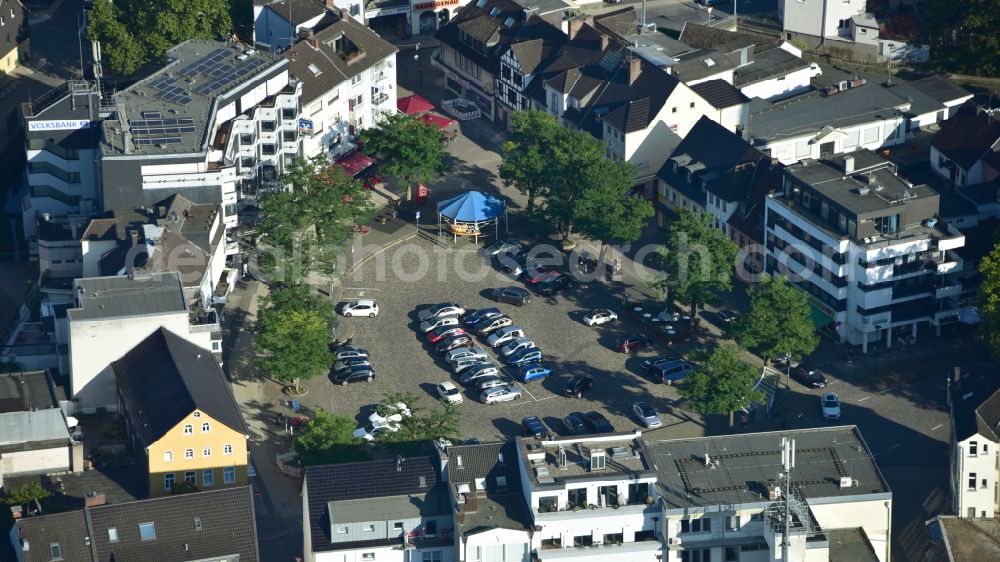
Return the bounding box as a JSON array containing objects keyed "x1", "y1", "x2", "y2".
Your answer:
[{"x1": 393, "y1": 207, "x2": 399, "y2": 220}]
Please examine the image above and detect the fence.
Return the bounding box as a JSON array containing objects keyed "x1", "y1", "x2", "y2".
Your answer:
[{"x1": 275, "y1": 452, "x2": 304, "y2": 478}]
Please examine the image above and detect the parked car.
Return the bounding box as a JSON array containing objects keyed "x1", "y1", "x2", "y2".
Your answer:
[
  {"x1": 427, "y1": 326, "x2": 466, "y2": 344},
  {"x1": 517, "y1": 363, "x2": 551, "y2": 383},
  {"x1": 340, "y1": 299, "x2": 379, "y2": 317},
  {"x1": 476, "y1": 376, "x2": 508, "y2": 392},
  {"x1": 435, "y1": 335, "x2": 474, "y2": 354},
  {"x1": 460, "y1": 363, "x2": 501, "y2": 385},
  {"x1": 717, "y1": 309, "x2": 737, "y2": 324},
  {"x1": 821, "y1": 393, "x2": 841, "y2": 420},
  {"x1": 538, "y1": 274, "x2": 572, "y2": 296},
  {"x1": 464, "y1": 308, "x2": 502, "y2": 326},
  {"x1": 652, "y1": 360, "x2": 695, "y2": 385},
  {"x1": 418, "y1": 302, "x2": 465, "y2": 322},
  {"x1": 419, "y1": 315, "x2": 460, "y2": 333},
  {"x1": 641, "y1": 355, "x2": 679, "y2": 372},
  {"x1": 487, "y1": 326, "x2": 526, "y2": 347},
  {"x1": 500, "y1": 338, "x2": 535, "y2": 357},
  {"x1": 437, "y1": 381, "x2": 464, "y2": 404},
  {"x1": 333, "y1": 347, "x2": 370, "y2": 361},
  {"x1": 333, "y1": 365, "x2": 375, "y2": 385},
  {"x1": 792, "y1": 364, "x2": 829, "y2": 388},
  {"x1": 486, "y1": 239, "x2": 522, "y2": 257},
  {"x1": 524, "y1": 266, "x2": 561, "y2": 285},
  {"x1": 615, "y1": 334, "x2": 650, "y2": 353},
  {"x1": 774, "y1": 352, "x2": 792, "y2": 367},
  {"x1": 481, "y1": 385, "x2": 522, "y2": 404},
  {"x1": 582, "y1": 411, "x2": 614, "y2": 433},
  {"x1": 583, "y1": 309, "x2": 618, "y2": 327},
  {"x1": 475, "y1": 316, "x2": 513, "y2": 336},
  {"x1": 521, "y1": 416, "x2": 550, "y2": 439},
  {"x1": 561, "y1": 413, "x2": 588, "y2": 435},
  {"x1": 452, "y1": 358, "x2": 492, "y2": 375},
  {"x1": 563, "y1": 375, "x2": 593, "y2": 398},
  {"x1": 368, "y1": 402, "x2": 411, "y2": 424},
  {"x1": 632, "y1": 402, "x2": 662, "y2": 428},
  {"x1": 352, "y1": 418, "x2": 397, "y2": 441},
  {"x1": 507, "y1": 347, "x2": 542, "y2": 366},
  {"x1": 333, "y1": 357, "x2": 370, "y2": 372},
  {"x1": 446, "y1": 346, "x2": 489, "y2": 364},
  {"x1": 492, "y1": 286, "x2": 532, "y2": 306}
]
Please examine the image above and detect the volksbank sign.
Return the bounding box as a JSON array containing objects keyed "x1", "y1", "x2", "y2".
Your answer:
[{"x1": 28, "y1": 120, "x2": 92, "y2": 132}]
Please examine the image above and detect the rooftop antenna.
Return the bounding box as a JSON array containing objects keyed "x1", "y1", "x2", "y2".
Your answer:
[
  {"x1": 641, "y1": 0, "x2": 646, "y2": 30},
  {"x1": 780, "y1": 437, "x2": 796, "y2": 562}
]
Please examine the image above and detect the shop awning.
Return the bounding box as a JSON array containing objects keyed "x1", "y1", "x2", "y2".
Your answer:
[
  {"x1": 810, "y1": 306, "x2": 834, "y2": 332},
  {"x1": 419, "y1": 113, "x2": 455, "y2": 130},
  {"x1": 334, "y1": 151, "x2": 375, "y2": 176},
  {"x1": 397, "y1": 94, "x2": 434, "y2": 116}
]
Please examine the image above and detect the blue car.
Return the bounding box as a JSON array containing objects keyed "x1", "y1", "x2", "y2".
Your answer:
[
  {"x1": 518, "y1": 363, "x2": 551, "y2": 383},
  {"x1": 464, "y1": 307, "x2": 501, "y2": 326},
  {"x1": 507, "y1": 347, "x2": 542, "y2": 366}
]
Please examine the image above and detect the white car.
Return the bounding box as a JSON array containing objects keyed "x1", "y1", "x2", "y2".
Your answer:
[
  {"x1": 419, "y1": 315, "x2": 459, "y2": 333},
  {"x1": 446, "y1": 347, "x2": 489, "y2": 364},
  {"x1": 352, "y1": 418, "x2": 398, "y2": 441},
  {"x1": 437, "y1": 381, "x2": 464, "y2": 404},
  {"x1": 821, "y1": 393, "x2": 842, "y2": 420},
  {"x1": 452, "y1": 358, "x2": 492, "y2": 375},
  {"x1": 367, "y1": 402, "x2": 411, "y2": 424},
  {"x1": 486, "y1": 239, "x2": 522, "y2": 257},
  {"x1": 487, "y1": 326, "x2": 525, "y2": 347},
  {"x1": 584, "y1": 309, "x2": 618, "y2": 327},
  {"x1": 341, "y1": 299, "x2": 379, "y2": 317},
  {"x1": 418, "y1": 303, "x2": 465, "y2": 322},
  {"x1": 500, "y1": 338, "x2": 535, "y2": 357},
  {"x1": 481, "y1": 385, "x2": 523, "y2": 404}
]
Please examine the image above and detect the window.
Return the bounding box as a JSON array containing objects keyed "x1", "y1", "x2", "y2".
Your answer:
[
  {"x1": 183, "y1": 424, "x2": 193, "y2": 435},
  {"x1": 425, "y1": 520, "x2": 438, "y2": 536},
  {"x1": 672, "y1": 107, "x2": 677, "y2": 113},
  {"x1": 164, "y1": 451, "x2": 173, "y2": 462},
  {"x1": 224, "y1": 466, "x2": 236, "y2": 484},
  {"x1": 194, "y1": 517, "x2": 202, "y2": 531},
  {"x1": 538, "y1": 495, "x2": 557, "y2": 512},
  {"x1": 970, "y1": 473, "x2": 977, "y2": 490},
  {"x1": 983, "y1": 479, "x2": 989, "y2": 489},
  {"x1": 281, "y1": 108, "x2": 295, "y2": 120},
  {"x1": 863, "y1": 126, "x2": 879, "y2": 143},
  {"x1": 239, "y1": 134, "x2": 253, "y2": 145},
  {"x1": 138, "y1": 522, "x2": 157, "y2": 541},
  {"x1": 970, "y1": 441, "x2": 978, "y2": 456},
  {"x1": 201, "y1": 422, "x2": 211, "y2": 433},
  {"x1": 363, "y1": 524, "x2": 375, "y2": 532},
  {"x1": 185, "y1": 449, "x2": 194, "y2": 459},
  {"x1": 261, "y1": 121, "x2": 276, "y2": 132},
  {"x1": 164, "y1": 473, "x2": 175, "y2": 491},
  {"x1": 328, "y1": 90, "x2": 340, "y2": 105},
  {"x1": 984, "y1": 444, "x2": 989, "y2": 453},
  {"x1": 362, "y1": 554, "x2": 375, "y2": 561},
  {"x1": 50, "y1": 543, "x2": 62, "y2": 560},
  {"x1": 262, "y1": 144, "x2": 276, "y2": 156},
  {"x1": 108, "y1": 528, "x2": 118, "y2": 542},
  {"x1": 681, "y1": 549, "x2": 711, "y2": 562},
  {"x1": 393, "y1": 522, "x2": 404, "y2": 530},
  {"x1": 690, "y1": 102, "x2": 695, "y2": 108},
  {"x1": 724, "y1": 546, "x2": 739, "y2": 561},
  {"x1": 203, "y1": 469, "x2": 214, "y2": 487},
  {"x1": 184, "y1": 471, "x2": 196, "y2": 484},
  {"x1": 203, "y1": 446, "x2": 212, "y2": 458},
  {"x1": 283, "y1": 130, "x2": 296, "y2": 143},
  {"x1": 568, "y1": 487, "x2": 587, "y2": 509},
  {"x1": 726, "y1": 515, "x2": 740, "y2": 530},
  {"x1": 224, "y1": 444, "x2": 233, "y2": 456},
  {"x1": 681, "y1": 517, "x2": 712, "y2": 533},
  {"x1": 352, "y1": 74, "x2": 363, "y2": 86},
  {"x1": 422, "y1": 552, "x2": 443, "y2": 562},
  {"x1": 337, "y1": 526, "x2": 349, "y2": 534}
]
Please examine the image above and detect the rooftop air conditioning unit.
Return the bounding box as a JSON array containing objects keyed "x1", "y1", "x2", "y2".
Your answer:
[
  {"x1": 839, "y1": 477, "x2": 853, "y2": 488},
  {"x1": 858, "y1": 187, "x2": 870, "y2": 195}
]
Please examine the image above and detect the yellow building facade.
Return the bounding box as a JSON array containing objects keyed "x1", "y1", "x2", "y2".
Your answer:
[{"x1": 146, "y1": 410, "x2": 249, "y2": 497}]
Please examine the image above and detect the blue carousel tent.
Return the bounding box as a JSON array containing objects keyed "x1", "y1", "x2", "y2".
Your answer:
[{"x1": 436, "y1": 191, "x2": 507, "y2": 243}]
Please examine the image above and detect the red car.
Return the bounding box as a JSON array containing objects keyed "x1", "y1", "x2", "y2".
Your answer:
[
  {"x1": 524, "y1": 266, "x2": 560, "y2": 285},
  {"x1": 427, "y1": 326, "x2": 466, "y2": 344},
  {"x1": 615, "y1": 334, "x2": 651, "y2": 353}
]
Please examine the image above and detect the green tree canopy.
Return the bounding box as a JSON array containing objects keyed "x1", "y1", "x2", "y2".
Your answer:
[
  {"x1": 293, "y1": 409, "x2": 370, "y2": 466},
  {"x1": 733, "y1": 274, "x2": 819, "y2": 364},
  {"x1": 3, "y1": 482, "x2": 51, "y2": 505},
  {"x1": 650, "y1": 209, "x2": 738, "y2": 314},
  {"x1": 498, "y1": 110, "x2": 561, "y2": 215},
  {"x1": 574, "y1": 159, "x2": 653, "y2": 245},
  {"x1": 257, "y1": 284, "x2": 336, "y2": 331},
  {"x1": 254, "y1": 306, "x2": 331, "y2": 392},
  {"x1": 979, "y1": 241, "x2": 1000, "y2": 359},
  {"x1": 374, "y1": 392, "x2": 461, "y2": 454},
  {"x1": 680, "y1": 344, "x2": 764, "y2": 429},
  {"x1": 922, "y1": 0, "x2": 1000, "y2": 76},
  {"x1": 87, "y1": 0, "x2": 233, "y2": 76},
  {"x1": 358, "y1": 113, "x2": 447, "y2": 200}
]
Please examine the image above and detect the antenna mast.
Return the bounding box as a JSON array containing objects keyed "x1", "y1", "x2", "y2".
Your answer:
[{"x1": 780, "y1": 437, "x2": 796, "y2": 562}]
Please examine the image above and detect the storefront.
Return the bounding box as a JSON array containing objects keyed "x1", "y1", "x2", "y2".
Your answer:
[
  {"x1": 411, "y1": 0, "x2": 462, "y2": 34},
  {"x1": 365, "y1": 3, "x2": 411, "y2": 37}
]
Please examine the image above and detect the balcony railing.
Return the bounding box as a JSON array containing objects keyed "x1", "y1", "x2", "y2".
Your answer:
[{"x1": 372, "y1": 92, "x2": 390, "y2": 106}]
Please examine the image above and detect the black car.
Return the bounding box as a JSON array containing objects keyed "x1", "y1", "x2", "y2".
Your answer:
[
  {"x1": 538, "y1": 274, "x2": 572, "y2": 296},
  {"x1": 521, "y1": 416, "x2": 550, "y2": 440},
  {"x1": 561, "y1": 413, "x2": 588, "y2": 435},
  {"x1": 435, "y1": 334, "x2": 474, "y2": 354},
  {"x1": 563, "y1": 375, "x2": 593, "y2": 398},
  {"x1": 464, "y1": 307, "x2": 502, "y2": 326},
  {"x1": 493, "y1": 286, "x2": 532, "y2": 306},
  {"x1": 792, "y1": 364, "x2": 829, "y2": 388},
  {"x1": 582, "y1": 411, "x2": 614, "y2": 433},
  {"x1": 333, "y1": 365, "x2": 374, "y2": 385},
  {"x1": 615, "y1": 333, "x2": 650, "y2": 353},
  {"x1": 641, "y1": 355, "x2": 680, "y2": 372}
]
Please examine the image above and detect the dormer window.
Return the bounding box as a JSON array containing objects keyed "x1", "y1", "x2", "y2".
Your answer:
[{"x1": 489, "y1": 7, "x2": 500, "y2": 17}]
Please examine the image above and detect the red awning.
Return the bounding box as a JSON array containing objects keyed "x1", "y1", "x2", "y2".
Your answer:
[
  {"x1": 397, "y1": 94, "x2": 435, "y2": 116},
  {"x1": 334, "y1": 151, "x2": 375, "y2": 176},
  {"x1": 419, "y1": 113, "x2": 456, "y2": 131}
]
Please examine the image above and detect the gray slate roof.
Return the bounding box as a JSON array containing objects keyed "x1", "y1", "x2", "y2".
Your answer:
[
  {"x1": 69, "y1": 272, "x2": 187, "y2": 322},
  {"x1": 13, "y1": 487, "x2": 259, "y2": 562},
  {"x1": 691, "y1": 78, "x2": 750, "y2": 109},
  {"x1": 0, "y1": 370, "x2": 58, "y2": 413},
  {"x1": 112, "y1": 327, "x2": 248, "y2": 447},
  {"x1": 262, "y1": 0, "x2": 328, "y2": 25},
  {"x1": 448, "y1": 442, "x2": 532, "y2": 534},
  {"x1": 679, "y1": 22, "x2": 768, "y2": 53},
  {"x1": 950, "y1": 369, "x2": 1000, "y2": 442},
  {"x1": 733, "y1": 46, "x2": 811, "y2": 87},
  {"x1": 645, "y1": 426, "x2": 890, "y2": 509}
]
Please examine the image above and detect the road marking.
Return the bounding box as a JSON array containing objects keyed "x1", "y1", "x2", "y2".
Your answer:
[
  {"x1": 857, "y1": 396, "x2": 871, "y2": 402},
  {"x1": 931, "y1": 423, "x2": 943, "y2": 431},
  {"x1": 342, "y1": 287, "x2": 381, "y2": 291}
]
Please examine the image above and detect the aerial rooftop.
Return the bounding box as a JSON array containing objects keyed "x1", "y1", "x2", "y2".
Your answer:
[
  {"x1": 101, "y1": 39, "x2": 285, "y2": 156},
  {"x1": 645, "y1": 426, "x2": 890, "y2": 509},
  {"x1": 0, "y1": 370, "x2": 58, "y2": 413},
  {"x1": 69, "y1": 272, "x2": 187, "y2": 322},
  {"x1": 447, "y1": 442, "x2": 533, "y2": 534},
  {"x1": 516, "y1": 431, "x2": 655, "y2": 487}
]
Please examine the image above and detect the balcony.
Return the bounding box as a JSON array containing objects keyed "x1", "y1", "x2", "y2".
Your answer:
[
  {"x1": 372, "y1": 92, "x2": 390, "y2": 106},
  {"x1": 536, "y1": 535, "x2": 661, "y2": 560},
  {"x1": 935, "y1": 284, "x2": 962, "y2": 299}
]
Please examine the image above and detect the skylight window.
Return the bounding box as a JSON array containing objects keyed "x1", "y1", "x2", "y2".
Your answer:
[
  {"x1": 308, "y1": 63, "x2": 322, "y2": 76},
  {"x1": 703, "y1": 58, "x2": 716, "y2": 67},
  {"x1": 476, "y1": 0, "x2": 486, "y2": 7},
  {"x1": 504, "y1": 16, "x2": 514, "y2": 28},
  {"x1": 490, "y1": 7, "x2": 501, "y2": 17}
]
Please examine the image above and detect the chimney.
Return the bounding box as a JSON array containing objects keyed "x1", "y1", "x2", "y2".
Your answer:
[
  {"x1": 600, "y1": 34, "x2": 609, "y2": 51},
  {"x1": 843, "y1": 155, "x2": 855, "y2": 174},
  {"x1": 566, "y1": 16, "x2": 592, "y2": 39},
  {"x1": 309, "y1": 37, "x2": 320, "y2": 49},
  {"x1": 628, "y1": 56, "x2": 642, "y2": 86},
  {"x1": 326, "y1": 0, "x2": 336, "y2": 9},
  {"x1": 129, "y1": 228, "x2": 140, "y2": 248},
  {"x1": 84, "y1": 492, "x2": 106, "y2": 508}
]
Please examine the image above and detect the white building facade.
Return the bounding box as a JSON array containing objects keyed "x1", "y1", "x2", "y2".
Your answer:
[{"x1": 779, "y1": 0, "x2": 866, "y2": 39}]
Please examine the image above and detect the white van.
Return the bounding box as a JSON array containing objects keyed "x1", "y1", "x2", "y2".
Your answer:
[{"x1": 487, "y1": 326, "x2": 526, "y2": 347}]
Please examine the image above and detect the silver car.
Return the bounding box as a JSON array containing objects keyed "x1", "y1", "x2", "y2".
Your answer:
[
  {"x1": 476, "y1": 376, "x2": 507, "y2": 392},
  {"x1": 481, "y1": 385, "x2": 523, "y2": 404},
  {"x1": 452, "y1": 358, "x2": 492, "y2": 375},
  {"x1": 461, "y1": 364, "x2": 500, "y2": 385},
  {"x1": 446, "y1": 347, "x2": 489, "y2": 364},
  {"x1": 500, "y1": 338, "x2": 535, "y2": 357},
  {"x1": 419, "y1": 315, "x2": 459, "y2": 333},
  {"x1": 487, "y1": 326, "x2": 525, "y2": 347},
  {"x1": 631, "y1": 401, "x2": 662, "y2": 429},
  {"x1": 418, "y1": 302, "x2": 465, "y2": 322},
  {"x1": 333, "y1": 347, "x2": 370, "y2": 361}
]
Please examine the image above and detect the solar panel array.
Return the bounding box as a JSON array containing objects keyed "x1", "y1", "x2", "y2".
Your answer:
[
  {"x1": 129, "y1": 117, "x2": 196, "y2": 146},
  {"x1": 148, "y1": 75, "x2": 192, "y2": 105},
  {"x1": 178, "y1": 48, "x2": 230, "y2": 77},
  {"x1": 195, "y1": 58, "x2": 266, "y2": 96}
]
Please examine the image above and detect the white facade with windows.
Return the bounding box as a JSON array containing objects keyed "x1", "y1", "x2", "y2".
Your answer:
[
  {"x1": 779, "y1": 0, "x2": 866, "y2": 39},
  {"x1": 952, "y1": 433, "x2": 998, "y2": 520}
]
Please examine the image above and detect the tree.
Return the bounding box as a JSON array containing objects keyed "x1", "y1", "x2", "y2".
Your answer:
[
  {"x1": 358, "y1": 113, "x2": 447, "y2": 200},
  {"x1": 574, "y1": 158, "x2": 653, "y2": 245},
  {"x1": 680, "y1": 344, "x2": 763, "y2": 429},
  {"x1": 498, "y1": 110, "x2": 561, "y2": 215},
  {"x1": 375, "y1": 392, "x2": 461, "y2": 454},
  {"x1": 3, "y1": 482, "x2": 51, "y2": 506},
  {"x1": 979, "y1": 241, "x2": 1000, "y2": 360},
  {"x1": 733, "y1": 274, "x2": 819, "y2": 364},
  {"x1": 922, "y1": 0, "x2": 1000, "y2": 76},
  {"x1": 649, "y1": 209, "x2": 738, "y2": 315},
  {"x1": 170, "y1": 481, "x2": 201, "y2": 495},
  {"x1": 258, "y1": 283, "x2": 336, "y2": 331},
  {"x1": 254, "y1": 307, "x2": 330, "y2": 393},
  {"x1": 536, "y1": 127, "x2": 606, "y2": 243},
  {"x1": 87, "y1": 0, "x2": 233, "y2": 77},
  {"x1": 293, "y1": 409, "x2": 370, "y2": 466}
]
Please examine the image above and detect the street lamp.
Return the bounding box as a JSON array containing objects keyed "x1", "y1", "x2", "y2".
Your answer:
[{"x1": 886, "y1": 43, "x2": 895, "y2": 86}]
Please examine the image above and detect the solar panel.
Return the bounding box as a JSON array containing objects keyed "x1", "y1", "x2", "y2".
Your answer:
[
  {"x1": 178, "y1": 48, "x2": 230, "y2": 77},
  {"x1": 195, "y1": 58, "x2": 266, "y2": 95},
  {"x1": 135, "y1": 137, "x2": 183, "y2": 145},
  {"x1": 142, "y1": 111, "x2": 162, "y2": 118},
  {"x1": 148, "y1": 77, "x2": 175, "y2": 91}
]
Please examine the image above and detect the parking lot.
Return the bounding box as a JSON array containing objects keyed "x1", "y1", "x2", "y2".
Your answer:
[{"x1": 312, "y1": 236, "x2": 709, "y2": 441}]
